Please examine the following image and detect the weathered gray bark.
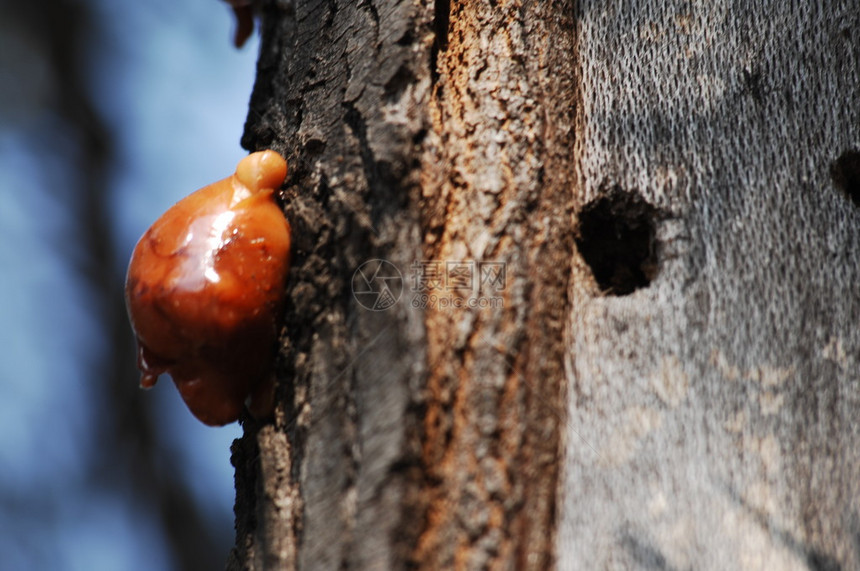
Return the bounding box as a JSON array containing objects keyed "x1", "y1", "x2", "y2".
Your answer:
[
  {"x1": 561, "y1": 1, "x2": 860, "y2": 570},
  {"x1": 227, "y1": 0, "x2": 860, "y2": 569}
]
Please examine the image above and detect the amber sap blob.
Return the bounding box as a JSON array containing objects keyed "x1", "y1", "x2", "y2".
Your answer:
[{"x1": 125, "y1": 150, "x2": 291, "y2": 425}]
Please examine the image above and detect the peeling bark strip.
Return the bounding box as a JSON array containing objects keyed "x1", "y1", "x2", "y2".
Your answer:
[
  {"x1": 416, "y1": 0, "x2": 574, "y2": 569},
  {"x1": 561, "y1": 1, "x2": 860, "y2": 570}
]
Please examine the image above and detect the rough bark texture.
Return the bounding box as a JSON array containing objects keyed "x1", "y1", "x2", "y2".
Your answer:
[
  {"x1": 228, "y1": 0, "x2": 570, "y2": 569},
  {"x1": 228, "y1": 0, "x2": 433, "y2": 569},
  {"x1": 414, "y1": 2, "x2": 573, "y2": 568},
  {"x1": 228, "y1": 0, "x2": 860, "y2": 569},
  {"x1": 561, "y1": 1, "x2": 860, "y2": 570}
]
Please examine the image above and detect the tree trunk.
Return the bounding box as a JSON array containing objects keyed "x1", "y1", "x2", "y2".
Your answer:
[
  {"x1": 561, "y1": 2, "x2": 860, "y2": 570},
  {"x1": 227, "y1": 1, "x2": 860, "y2": 569}
]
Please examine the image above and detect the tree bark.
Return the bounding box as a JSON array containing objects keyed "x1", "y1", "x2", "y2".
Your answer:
[
  {"x1": 561, "y1": 1, "x2": 860, "y2": 569},
  {"x1": 228, "y1": 0, "x2": 860, "y2": 569},
  {"x1": 229, "y1": 1, "x2": 433, "y2": 568}
]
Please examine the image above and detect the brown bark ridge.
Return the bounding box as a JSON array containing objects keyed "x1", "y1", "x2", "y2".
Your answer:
[
  {"x1": 228, "y1": 0, "x2": 572, "y2": 569},
  {"x1": 561, "y1": 1, "x2": 860, "y2": 570},
  {"x1": 415, "y1": 1, "x2": 574, "y2": 569}
]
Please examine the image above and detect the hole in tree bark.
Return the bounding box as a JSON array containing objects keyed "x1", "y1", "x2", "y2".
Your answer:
[
  {"x1": 575, "y1": 186, "x2": 660, "y2": 296},
  {"x1": 830, "y1": 149, "x2": 860, "y2": 208},
  {"x1": 304, "y1": 137, "x2": 326, "y2": 155}
]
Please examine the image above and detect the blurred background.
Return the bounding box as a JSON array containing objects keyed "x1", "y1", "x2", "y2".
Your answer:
[{"x1": 0, "y1": 0, "x2": 258, "y2": 568}]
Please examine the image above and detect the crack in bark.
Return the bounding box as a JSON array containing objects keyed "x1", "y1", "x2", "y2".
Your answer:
[{"x1": 430, "y1": 0, "x2": 450, "y2": 84}]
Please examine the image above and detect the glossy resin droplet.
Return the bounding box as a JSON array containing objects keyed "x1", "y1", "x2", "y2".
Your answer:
[{"x1": 125, "y1": 150, "x2": 291, "y2": 426}]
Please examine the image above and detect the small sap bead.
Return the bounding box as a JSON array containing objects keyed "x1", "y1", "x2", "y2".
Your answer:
[
  {"x1": 125, "y1": 150, "x2": 291, "y2": 426},
  {"x1": 223, "y1": 0, "x2": 256, "y2": 48}
]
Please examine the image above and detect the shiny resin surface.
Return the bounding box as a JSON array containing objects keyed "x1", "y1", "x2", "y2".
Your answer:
[{"x1": 125, "y1": 150, "x2": 290, "y2": 425}]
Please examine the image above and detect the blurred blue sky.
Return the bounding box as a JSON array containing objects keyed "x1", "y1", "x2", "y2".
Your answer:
[{"x1": 0, "y1": 0, "x2": 259, "y2": 568}]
